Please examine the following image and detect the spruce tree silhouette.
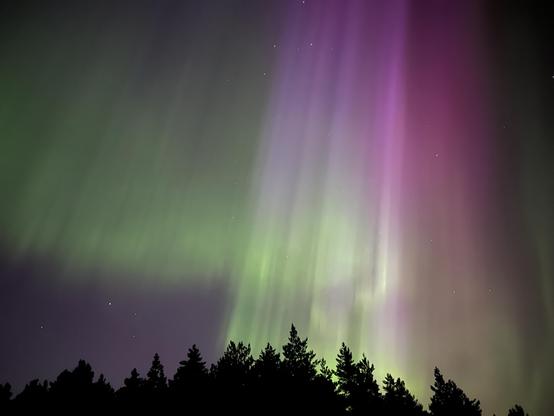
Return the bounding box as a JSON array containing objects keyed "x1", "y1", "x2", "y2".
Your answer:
[
  {"x1": 50, "y1": 359, "x2": 96, "y2": 408},
  {"x1": 116, "y1": 368, "x2": 144, "y2": 407},
  {"x1": 313, "y1": 358, "x2": 343, "y2": 415},
  {"x1": 145, "y1": 353, "x2": 167, "y2": 393},
  {"x1": 336, "y1": 342, "x2": 382, "y2": 414},
  {"x1": 382, "y1": 373, "x2": 426, "y2": 416},
  {"x1": 169, "y1": 344, "x2": 209, "y2": 412},
  {"x1": 252, "y1": 343, "x2": 283, "y2": 414},
  {"x1": 0, "y1": 382, "x2": 11, "y2": 403},
  {"x1": 92, "y1": 373, "x2": 114, "y2": 406},
  {"x1": 212, "y1": 341, "x2": 254, "y2": 386},
  {"x1": 142, "y1": 353, "x2": 167, "y2": 410},
  {"x1": 429, "y1": 367, "x2": 481, "y2": 416},
  {"x1": 253, "y1": 342, "x2": 281, "y2": 381},
  {"x1": 315, "y1": 358, "x2": 335, "y2": 390},
  {"x1": 354, "y1": 354, "x2": 382, "y2": 415},
  {"x1": 171, "y1": 344, "x2": 208, "y2": 387},
  {"x1": 507, "y1": 404, "x2": 528, "y2": 416},
  {"x1": 336, "y1": 342, "x2": 358, "y2": 412},
  {"x1": 282, "y1": 324, "x2": 317, "y2": 382},
  {"x1": 281, "y1": 324, "x2": 319, "y2": 413},
  {"x1": 14, "y1": 379, "x2": 49, "y2": 409},
  {"x1": 0, "y1": 382, "x2": 12, "y2": 413},
  {"x1": 211, "y1": 341, "x2": 254, "y2": 414}
]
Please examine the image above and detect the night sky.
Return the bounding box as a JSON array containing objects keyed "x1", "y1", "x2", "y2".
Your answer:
[{"x1": 1, "y1": 1, "x2": 553, "y2": 414}]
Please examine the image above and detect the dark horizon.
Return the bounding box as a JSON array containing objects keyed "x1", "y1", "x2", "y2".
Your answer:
[{"x1": 0, "y1": 325, "x2": 530, "y2": 416}]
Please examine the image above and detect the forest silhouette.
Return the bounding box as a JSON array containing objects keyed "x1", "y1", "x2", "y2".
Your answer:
[{"x1": 0, "y1": 324, "x2": 528, "y2": 415}]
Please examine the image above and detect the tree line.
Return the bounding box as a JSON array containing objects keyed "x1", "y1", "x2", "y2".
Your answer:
[{"x1": 0, "y1": 325, "x2": 528, "y2": 415}]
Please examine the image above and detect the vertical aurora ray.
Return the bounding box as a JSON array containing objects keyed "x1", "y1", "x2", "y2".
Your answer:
[
  {"x1": 0, "y1": 2, "x2": 277, "y2": 284},
  {"x1": 229, "y1": 0, "x2": 411, "y2": 381},
  {"x1": 225, "y1": 1, "x2": 514, "y2": 411}
]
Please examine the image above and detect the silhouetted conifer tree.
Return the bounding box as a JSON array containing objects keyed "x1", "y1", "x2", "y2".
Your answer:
[
  {"x1": 171, "y1": 344, "x2": 208, "y2": 388},
  {"x1": 429, "y1": 367, "x2": 481, "y2": 416},
  {"x1": 145, "y1": 353, "x2": 167, "y2": 392},
  {"x1": 508, "y1": 404, "x2": 528, "y2": 416},
  {"x1": 336, "y1": 342, "x2": 383, "y2": 414},
  {"x1": 0, "y1": 383, "x2": 13, "y2": 414},
  {"x1": 211, "y1": 341, "x2": 254, "y2": 413},
  {"x1": 0, "y1": 383, "x2": 11, "y2": 403},
  {"x1": 383, "y1": 373, "x2": 426, "y2": 415},
  {"x1": 254, "y1": 343, "x2": 281, "y2": 381},
  {"x1": 123, "y1": 368, "x2": 143, "y2": 393},
  {"x1": 336, "y1": 342, "x2": 358, "y2": 411},
  {"x1": 0, "y1": 382, "x2": 11, "y2": 413},
  {"x1": 212, "y1": 341, "x2": 254, "y2": 386},
  {"x1": 282, "y1": 324, "x2": 317, "y2": 382},
  {"x1": 281, "y1": 324, "x2": 318, "y2": 412},
  {"x1": 15, "y1": 379, "x2": 49, "y2": 409},
  {"x1": 313, "y1": 358, "x2": 343, "y2": 415},
  {"x1": 92, "y1": 373, "x2": 114, "y2": 406},
  {"x1": 50, "y1": 359, "x2": 96, "y2": 408},
  {"x1": 116, "y1": 368, "x2": 144, "y2": 409},
  {"x1": 170, "y1": 344, "x2": 209, "y2": 411},
  {"x1": 316, "y1": 358, "x2": 335, "y2": 385},
  {"x1": 141, "y1": 353, "x2": 167, "y2": 410},
  {"x1": 354, "y1": 355, "x2": 382, "y2": 414},
  {"x1": 252, "y1": 343, "x2": 283, "y2": 413}
]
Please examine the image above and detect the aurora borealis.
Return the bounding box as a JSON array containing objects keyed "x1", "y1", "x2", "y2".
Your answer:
[{"x1": 1, "y1": 0, "x2": 553, "y2": 414}]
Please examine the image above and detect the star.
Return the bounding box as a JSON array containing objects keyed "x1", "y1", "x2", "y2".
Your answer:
[{"x1": 107, "y1": 301, "x2": 112, "y2": 306}]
